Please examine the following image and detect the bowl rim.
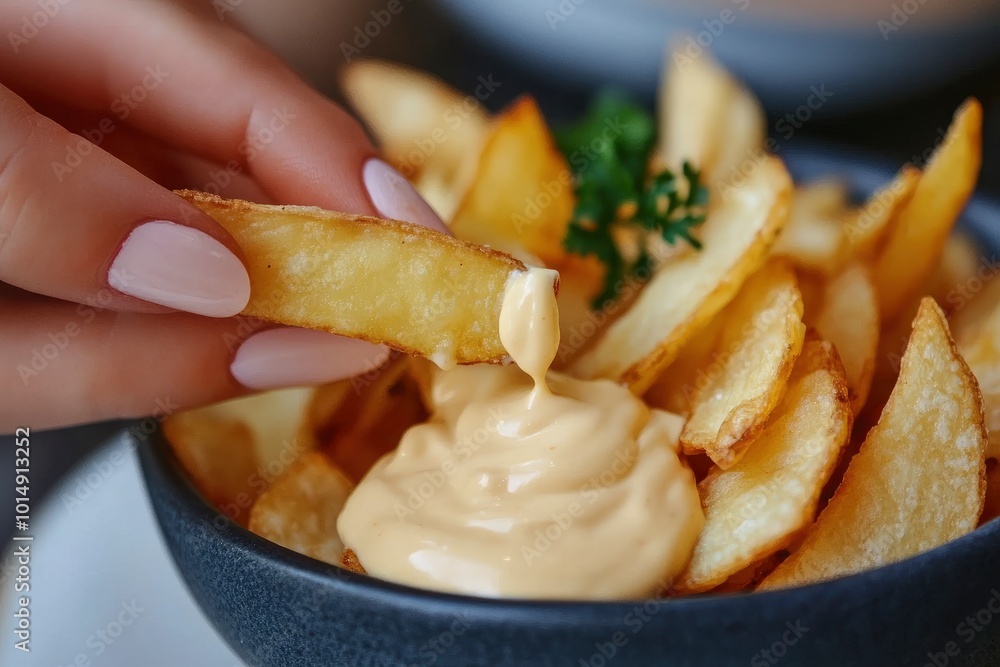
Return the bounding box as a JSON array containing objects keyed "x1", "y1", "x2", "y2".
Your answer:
[{"x1": 139, "y1": 143, "x2": 1000, "y2": 619}]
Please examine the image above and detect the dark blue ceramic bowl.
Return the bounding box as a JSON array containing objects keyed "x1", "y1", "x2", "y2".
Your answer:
[{"x1": 138, "y1": 148, "x2": 1000, "y2": 667}]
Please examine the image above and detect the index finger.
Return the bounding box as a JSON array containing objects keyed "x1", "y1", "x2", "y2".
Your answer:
[{"x1": 0, "y1": 0, "x2": 444, "y2": 230}]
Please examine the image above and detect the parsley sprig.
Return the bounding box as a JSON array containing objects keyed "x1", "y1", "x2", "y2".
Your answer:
[{"x1": 555, "y1": 93, "x2": 708, "y2": 308}]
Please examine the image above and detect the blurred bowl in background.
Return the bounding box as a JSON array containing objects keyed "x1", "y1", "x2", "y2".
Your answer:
[{"x1": 433, "y1": 0, "x2": 1000, "y2": 114}]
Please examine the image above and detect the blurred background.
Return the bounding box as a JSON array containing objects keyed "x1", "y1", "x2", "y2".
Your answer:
[{"x1": 3, "y1": 0, "x2": 1000, "y2": 663}]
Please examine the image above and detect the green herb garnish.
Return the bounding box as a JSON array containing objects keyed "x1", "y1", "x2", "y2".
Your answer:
[{"x1": 555, "y1": 92, "x2": 708, "y2": 308}]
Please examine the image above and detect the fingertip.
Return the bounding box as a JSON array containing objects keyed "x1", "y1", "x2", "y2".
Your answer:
[
  {"x1": 231, "y1": 327, "x2": 390, "y2": 390},
  {"x1": 108, "y1": 220, "x2": 251, "y2": 318}
]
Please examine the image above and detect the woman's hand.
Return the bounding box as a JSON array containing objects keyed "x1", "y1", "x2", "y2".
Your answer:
[{"x1": 0, "y1": 0, "x2": 445, "y2": 431}]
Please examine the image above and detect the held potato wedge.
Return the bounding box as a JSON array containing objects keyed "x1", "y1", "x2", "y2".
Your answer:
[
  {"x1": 178, "y1": 190, "x2": 532, "y2": 366},
  {"x1": 873, "y1": 99, "x2": 982, "y2": 322},
  {"x1": 760, "y1": 299, "x2": 987, "y2": 590},
  {"x1": 571, "y1": 156, "x2": 791, "y2": 392},
  {"x1": 674, "y1": 336, "x2": 852, "y2": 594},
  {"x1": 679, "y1": 262, "x2": 806, "y2": 468}
]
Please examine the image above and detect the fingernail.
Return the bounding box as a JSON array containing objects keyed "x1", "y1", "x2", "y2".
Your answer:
[
  {"x1": 362, "y1": 158, "x2": 449, "y2": 233},
  {"x1": 231, "y1": 327, "x2": 390, "y2": 390},
  {"x1": 109, "y1": 221, "x2": 251, "y2": 317}
]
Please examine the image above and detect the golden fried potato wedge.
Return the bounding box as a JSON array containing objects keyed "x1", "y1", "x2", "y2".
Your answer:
[
  {"x1": 163, "y1": 387, "x2": 317, "y2": 524},
  {"x1": 657, "y1": 46, "x2": 765, "y2": 187},
  {"x1": 952, "y1": 286, "x2": 1000, "y2": 462},
  {"x1": 248, "y1": 452, "x2": 353, "y2": 567},
  {"x1": 179, "y1": 190, "x2": 531, "y2": 365},
  {"x1": 760, "y1": 299, "x2": 987, "y2": 590},
  {"x1": 208, "y1": 387, "x2": 318, "y2": 467},
  {"x1": 313, "y1": 357, "x2": 428, "y2": 482},
  {"x1": 164, "y1": 412, "x2": 259, "y2": 524},
  {"x1": 674, "y1": 336, "x2": 851, "y2": 594},
  {"x1": 644, "y1": 312, "x2": 727, "y2": 416},
  {"x1": 571, "y1": 156, "x2": 791, "y2": 393},
  {"x1": 680, "y1": 262, "x2": 806, "y2": 468},
  {"x1": 449, "y1": 97, "x2": 574, "y2": 263},
  {"x1": 842, "y1": 166, "x2": 920, "y2": 260},
  {"x1": 810, "y1": 263, "x2": 879, "y2": 415},
  {"x1": 710, "y1": 553, "x2": 783, "y2": 594},
  {"x1": 772, "y1": 182, "x2": 851, "y2": 276},
  {"x1": 873, "y1": 99, "x2": 982, "y2": 322},
  {"x1": 340, "y1": 59, "x2": 489, "y2": 182},
  {"x1": 926, "y1": 232, "x2": 982, "y2": 315}
]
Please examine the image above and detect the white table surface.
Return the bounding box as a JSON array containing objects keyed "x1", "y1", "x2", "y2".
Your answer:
[{"x1": 0, "y1": 434, "x2": 244, "y2": 666}]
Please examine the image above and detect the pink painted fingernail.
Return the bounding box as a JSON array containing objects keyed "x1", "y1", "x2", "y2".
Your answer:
[
  {"x1": 109, "y1": 221, "x2": 251, "y2": 318},
  {"x1": 231, "y1": 327, "x2": 390, "y2": 390},
  {"x1": 362, "y1": 158, "x2": 449, "y2": 233}
]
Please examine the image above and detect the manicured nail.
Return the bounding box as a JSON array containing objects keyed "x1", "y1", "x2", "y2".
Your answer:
[
  {"x1": 362, "y1": 158, "x2": 448, "y2": 233},
  {"x1": 231, "y1": 327, "x2": 390, "y2": 390},
  {"x1": 109, "y1": 221, "x2": 251, "y2": 317}
]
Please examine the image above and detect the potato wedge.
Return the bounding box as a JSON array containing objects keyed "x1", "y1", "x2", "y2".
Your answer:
[
  {"x1": 179, "y1": 190, "x2": 531, "y2": 365},
  {"x1": 657, "y1": 46, "x2": 765, "y2": 188},
  {"x1": 760, "y1": 299, "x2": 987, "y2": 590},
  {"x1": 873, "y1": 99, "x2": 982, "y2": 322},
  {"x1": 314, "y1": 357, "x2": 428, "y2": 482},
  {"x1": 772, "y1": 181, "x2": 851, "y2": 276},
  {"x1": 680, "y1": 262, "x2": 806, "y2": 468},
  {"x1": 163, "y1": 387, "x2": 316, "y2": 524},
  {"x1": 208, "y1": 387, "x2": 317, "y2": 467},
  {"x1": 248, "y1": 452, "x2": 353, "y2": 567},
  {"x1": 953, "y1": 289, "x2": 1000, "y2": 462},
  {"x1": 674, "y1": 336, "x2": 852, "y2": 594},
  {"x1": 340, "y1": 59, "x2": 489, "y2": 183},
  {"x1": 164, "y1": 412, "x2": 259, "y2": 524},
  {"x1": 842, "y1": 166, "x2": 920, "y2": 260},
  {"x1": 927, "y1": 231, "x2": 982, "y2": 315},
  {"x1": 644, "y1": 312, "x2": 727, "y2": 416},
  {"x1": 810, "y1": 263, "x2": 879, "y2": 415},
  {"x1": 571, "y1": 156, "x2": 791, "y2": 392},
  {"x1": 449, "y1": 96, "x2": 574, "y2": 264},
  {"x1": 710, "y1": 553, "x2": 783, "y2": 594}
]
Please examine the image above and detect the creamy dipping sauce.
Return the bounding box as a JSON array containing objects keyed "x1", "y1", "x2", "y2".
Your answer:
[{"x1": 337, "y1": 268, "x2": 703, "y2": 599}]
